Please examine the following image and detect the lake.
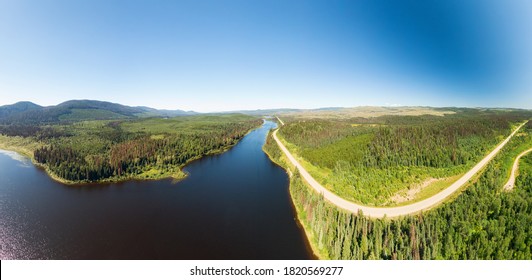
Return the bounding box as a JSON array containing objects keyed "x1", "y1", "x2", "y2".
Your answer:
[{"x1": 0, "y1": 120, "x2": 314, "y2": 259}]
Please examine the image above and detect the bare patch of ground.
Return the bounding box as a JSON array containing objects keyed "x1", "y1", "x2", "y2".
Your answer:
[{"x1": 390, "y1": 178, "x2": 441, "y2": 204}]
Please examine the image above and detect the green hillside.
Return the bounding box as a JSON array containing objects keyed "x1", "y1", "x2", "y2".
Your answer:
[{"x1": 0, "y1": 100, "x2": 197, "y2": 124}]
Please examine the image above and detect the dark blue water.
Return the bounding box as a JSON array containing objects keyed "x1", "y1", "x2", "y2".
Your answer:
[{"x1": 0, "y1": 121, "x2": 313, "y2": 259}]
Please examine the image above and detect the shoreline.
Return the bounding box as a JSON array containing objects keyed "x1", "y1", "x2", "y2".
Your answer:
[
  {"x1": 0, "y1": 141, "x2": 243, "y2": 186},
  {"x1": 0, "y1": 147, "x2": 190, "y2": 185},
  {"x1": 261, "y1": 129, "x2": 324, "y2": 260},
  {"x1": 0, "y1": 122, "x2": 262, "y2": 186}
]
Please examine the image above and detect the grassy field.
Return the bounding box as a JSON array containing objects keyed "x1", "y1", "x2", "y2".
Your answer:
[
  {"x1": 0, "y1": 134, "x2": 43, "y2": 158},
  {"x1": 279, "y1": 106, "x2": 455, "y2": 119},
  {"x1": 390, "y1": 174, "x2": 462, "y2": 206}
]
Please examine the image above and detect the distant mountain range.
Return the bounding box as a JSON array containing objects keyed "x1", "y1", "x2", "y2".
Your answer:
[
  {"x1": 0, "y1": 100, "x2": 312, "y2": 125},
  {"x1": 3, "y1": 100, "x2": 526, "y2": 125},
  {"x1": 225, "y1": 108, "x2": 304, "y2": 116},
  {"x1": 0, "y1": 100, "x2": 197, "y2": 125}
]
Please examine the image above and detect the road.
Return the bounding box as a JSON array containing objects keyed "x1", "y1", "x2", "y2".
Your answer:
[
  {"x1": 276, "y1": 116, "x2": 284, "y2": 126},
  {"x1": 504, "y1": 147, "x2": 532, "y2": 191},
  {"x1": 273, "y1": 119, "x2": 528, "y2": 218}
]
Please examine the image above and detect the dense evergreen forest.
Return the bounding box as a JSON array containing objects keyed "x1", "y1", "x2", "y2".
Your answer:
[
  {"x1": 1, "y1": 114, "x2": 261, "y2": 183},
  {"x1": 264, "y1": 122, "x2": 532, "y2": 259},
  {"x1": 277, "y1": 111, "x2": 532, "y2": 205}
]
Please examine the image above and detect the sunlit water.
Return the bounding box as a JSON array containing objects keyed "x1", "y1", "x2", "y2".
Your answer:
[{"x1": 0, "y1": 121, "x2": 313, "y2": 259}]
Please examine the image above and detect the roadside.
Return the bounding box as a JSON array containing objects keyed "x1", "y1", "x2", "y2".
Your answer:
[
  {"x1": 273, "y1": 118, "x2": 528, "y2": 218},
  {"x1": 504, "y1": 147, "x2": 532, "y2": 190}
]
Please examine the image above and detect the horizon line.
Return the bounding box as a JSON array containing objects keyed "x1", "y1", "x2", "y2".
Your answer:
[{"x1": 1, "y1": 99, "x2": 531, "y2": 113}]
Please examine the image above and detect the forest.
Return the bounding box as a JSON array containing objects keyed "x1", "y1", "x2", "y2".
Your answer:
[
  {"x1": 1, "y1": 114, "x2": 261, "y2": 183},
  {"x1": 277, "y1": 111, "x2": 532, "y2": 205},
  {"x1": 264, "y1": 120, "x2": 532, "y2": 259},
  {"x1": 0, "y1": 100, "x2": 196, "y2": 125}
]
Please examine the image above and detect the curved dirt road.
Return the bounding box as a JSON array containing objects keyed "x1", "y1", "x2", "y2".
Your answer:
[
  {"x1": 273, "y1": 120, "x2": 528, "y2": 218},
  {"x1": 504, "y1": 147, "x2": 532, "y2": 191}
]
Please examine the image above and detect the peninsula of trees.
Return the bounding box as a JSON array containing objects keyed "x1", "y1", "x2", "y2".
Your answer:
[{"x1": 0, "y1": 100, "x2": 261, "y2": 183}]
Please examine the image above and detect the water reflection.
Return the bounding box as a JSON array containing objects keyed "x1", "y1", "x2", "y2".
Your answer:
[{"x1": 0, "y1": 121, "x2": 314, "y2": 259}]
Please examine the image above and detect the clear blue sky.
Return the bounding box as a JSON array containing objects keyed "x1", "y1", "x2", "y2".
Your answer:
[{"x1": 0, "y1": 0, "x2": 531, "y2": 112}]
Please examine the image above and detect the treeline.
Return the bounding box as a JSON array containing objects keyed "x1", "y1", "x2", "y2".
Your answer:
[
  {"x1": 35, "y1": 146, "x2": 113, "y2": 181},
  {"x1": 0, "y1": 125, "x2": 69, "y2": 140},
  {"x1": 277, "y1": 120, "x2": 366, "y2": 148},
  {"x1": 108, "y1": 129, "x2": 250, "y2": 177},
  {"x1": 0, "y1": 107, "x2": 72, "y2": 125},
  {"x1": 265, "y1": 127, "x2": 532, "y2": 259},
  {"x1": 32, "y1": 119, "x2": 261, "y2": 182},
  {"x1": 277, "y1": 113, "x2": 527, "y2": 204},
  {"x1": 363, "y1": 117, "x2": 508, "y2": 169},
  {"x1": 280, "y1": 115, "x2": 516, "y2": 170}
]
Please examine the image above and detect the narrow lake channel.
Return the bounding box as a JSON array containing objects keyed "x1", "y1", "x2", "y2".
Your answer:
[{"x1": 0, "y1": 120, "x2": 314, "y2": 259}]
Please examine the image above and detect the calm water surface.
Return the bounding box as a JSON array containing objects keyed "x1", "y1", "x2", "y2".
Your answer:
[{"x1": 0, "y1": 121, "x2": 314, "y2": 259}]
